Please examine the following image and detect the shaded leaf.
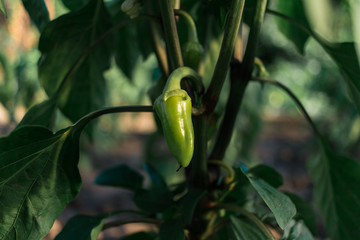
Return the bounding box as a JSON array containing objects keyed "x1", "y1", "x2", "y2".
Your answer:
[
  {"x1": 120, "y1": 231, "x2": 157, "y2": 240},
  {"x1": 38, "y1": 0, "x2": 113, "y2": 123},
  {"x1": 247, "y1": 164, "x2": 283, "y2": 188},
  {"x1": 0, "y1": 125, "x2": 83, "y2": 239},
  {"x1": 274, "y1": 0, "x2": 311, "y2": 53},
  {"x1": 133, "y1": 186, "x2": 173, "y2": 214},
  {"x1": 283, "y1": 192, "x2": 317, "y2": 235},
  {"x1": 17, "y1": 99, "x2": 57, "y2": 129},
  {"x1": 241, "y1": 170, "x2": 296, "y2": 229},
  {"x1": 61, "y1": 0, "x2": 90, "y2": 11},
  {"x1": 22, "y1": 0, "x2": 49, "y2": 31},
  {"x1": 94, "y1": 164, "x2": 144, "y2": 190},
  {"x1": 319, "y1": 41, "x2": 360, "y2": 113},
  {"x1": 0, "y1": 0, "x2": 6, "y2": 17},
  {"x1": 144, "y1": 162, "x2": 167, "y2": 188},
  {"x1": 230, "y1": 215, "x2": 270, "y2": 240},
  {"x1": 159, "y1": 219, "x2": 185, "y2": 240},
  {"x1": 55, "y1": 214, "x2": 109, "y2": 240},
  {"x1": 179, "y1": 189, "x2": 206, "y2": 224},
  {"x1": 281, "y1": 220, "x2": 314, "y2": 240},
  {"x1": 307, "y1": 139, "x2": 360, "y2": 240}
]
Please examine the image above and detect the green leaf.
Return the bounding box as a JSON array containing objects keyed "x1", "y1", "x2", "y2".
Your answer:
[
  {"x1": 242, "y1": 170, "x2": 296, "y2": 229},
  {"x1": 318, "y1": 41, "x2": 360, "y2": 113},
  {"x1": 274, "y1": 0, "x2": 311, "y2": 53},
  {"x1": 159, "y1": 219, "x2": 185, "y2": 240},
  {"x1": 230, "y1": 215, "x2": 269, "y2": 240},
  {"x1": 247, "y1": 164, "x2": 283, "y2": 188},
  {"x1": 55, "y1": 214, "x2": 109, "y2": 240},
  {"x1": 94, "y1": 164, "x2": 144, "y2": 190},
  {"x1": 281, "y1": 220, "x2": 314, "y2": 240},
  {"x1": 22, "y1": 0, "x2": 50, "y2": 31},
  {"x1": 307, "y1": 139, "x2": 360, "y2": 240},
  {"x1": 283, "y1": 192, "x2": 317, "y2": 235},
  {"x1": 144, "y1": 162, "x2": 167, "y2": 188},
  {"x1": 61, "y1": 0, "x2": 90, "y2": 11},
  {"x1": 0, "y1": 126, "x2": 83, "y2": 240},
  {"x1": 120, "y1": 231, "x2": 157, "y2": 240},
  {"x1": 133, "y1": 186, "x2": 174, "y2": 214},
  {"x1": 38, "y1": 0, "x2": 113, "y2": 123},
  {"x1": 0, "y1": 0, "x2": 6, "y2": 17},
  {"x1": 179, "y1": 189, "x2": 206, "y2": 224},
  {"x1": 17, "y1": 99, "x2": 57, "y2": 129}
]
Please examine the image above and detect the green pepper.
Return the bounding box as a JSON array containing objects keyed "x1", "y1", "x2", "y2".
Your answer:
[{"x1": 154, "y1": 67, "x2": 201, "y2": 168}]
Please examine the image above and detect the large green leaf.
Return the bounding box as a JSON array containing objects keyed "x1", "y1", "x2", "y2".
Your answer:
[
  {"x1": 133, "y1": 186, "x2": 174, "y2": 214},
  {"x1": 273, "y1": 0, "x2": 311, "y2": 53},
  {"x1": 55, "y1": 214, "x2": 108, "y2": 240},
  {"x1": 0, "y1": 0, "x2": 6, "y2": 17},
  {"x1": 17, "y1": 99, "x2": 57, "y2": 129},
  {"x1": 22, "y1": 0, "x2": 49, "y2": 31},
  {"x1": 38, "y1": 0, "x2": 113, "y2": 123},
  {"x1": 61, "y1": 0, "x2": 90, "y2": 11},
  {"x1": 0, "y1": 125, "x2": 83, "y2": 240},
  {"x1": 230, "y1": 215, "x2": 269, "y2": 240},
  {"x1": 247, "y1": 164, "x2": 283, "y2": 188},
  {"x1": 307, "y1": 139, "x2": 360, "y2": 240},
  {"x1": 318, "y1": 41, "x2": 360, "y2": 113},
  {"x1": 243, "y1": 170, "x2": 296, "y2": 229},
  {"x1": 94, "y1": 164, "x2": 144, "y2": 190},
  {"x1": 159, "y1": 219, "x2": 185, "y2": 240}
]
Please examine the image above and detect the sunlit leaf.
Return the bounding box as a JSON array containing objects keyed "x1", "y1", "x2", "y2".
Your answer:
[
  {"x1": 0, "y1": 125, "x2": 83, "y2": 239},
  {"x1": 0, "y1": 0, "x2": 6, "y2": 17},
  {"x1": 94, "y1": 164, "x2": 144, "y2": 190},
  {"x1": 21, "y1": 0, "x2": 49, "y2": 31},
  {"x1": 274, "y1": 0, "x2": 311, "y2": 53},
  {"x1": 307, "y1": 139, "x2": 360, "y2": 240},
  {"x1": 55, "y1": 214, "x2": 109, "y2": 240},
  {"x1": 38, "y1": 0, "x2": 113, "y2": 123},
  {"x1": 159, "y1": 219, "x2": 185, "y2": 240}
]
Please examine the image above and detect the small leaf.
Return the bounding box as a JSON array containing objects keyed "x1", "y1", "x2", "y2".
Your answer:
[
  {"x1": 21, "y1": 0, "x2": 49, "y2": 31},
  {"x1": 230, "y1": 215, "x2": 270, "y2": 240},
  {"x1": 55, "y1": 214, "x2": 109, "y2": 240},
  {"x1": 159, "y1": 219, "x2": 185, "y2": 240},
  {"x1": 144, "y1": 162, "x2": 167, "y2": 188},
  {"x1": 307, "y1": 139, "x2": 360, "y2": 240},
  {"x1": 179, "y1": 189, "x2": 206, "y2": 224},
  {"x1": 281, "y1": 220, "x2": 314, "y2": 240},
  {"x1": 0, "y1": 126, "x2": 83, "y2": 239},
  {"x1": 274, "y1": 0, "x2": 311, "y2": 53},
  {"x1": 94, "y1": 164, "x2": 144, "y2": 190},
  {"x1": 283, "y1": 192, "x2": 317, "y2": 235},
  {"x1": 0, "y1": 0, "x2": 6, "y2": 17},
  {"x1": 38, "y1": 0, "x2": 113, "y2": 123},
  {"x1": 241, "y1": 170, "x2": 296, "y2": 229},
  {"x1": 120, "y1": 231, "x2": 157, "y2": 240},
  {"x1": 247, "y1": 164, "x2": 283, "y2": 188},
  {"x1": 17, "y1": 99, "x2": 57, "y2": 129}
]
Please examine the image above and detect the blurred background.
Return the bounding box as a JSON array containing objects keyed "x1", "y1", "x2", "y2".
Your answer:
[{"x1": 0, "y1": 0, "x2": 359, "y2": 239}]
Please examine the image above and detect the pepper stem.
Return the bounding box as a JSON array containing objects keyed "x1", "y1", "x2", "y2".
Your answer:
[{"x1": 163, "y1": 67, "x2": 203, "y2": 94}]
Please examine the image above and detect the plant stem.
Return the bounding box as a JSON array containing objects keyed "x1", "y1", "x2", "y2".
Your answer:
[
  {"x1": 189, "y1": 115, "x2": 208, "y2": 188},
  {"x1": 251, "y1": 77, "x2": 322, "y2": 138},
  {"x1": 209, "y1": 0, "x2": 268, "y2": 160},
  {"x1": 158, "y1": 0, "x2": 183, "y2": 70},
  {"x1": 74, "y1": 105, "x2": 153, "y2": 131},
  {"x1": 203, "y1": 0, "x2": 245, "y2": 113},
  {"x1": 175, "y1": 9, "x2": 199, "y2": 42},
  {"x1": 102, "y1": 218, "x2": 162, "y2": 231}
]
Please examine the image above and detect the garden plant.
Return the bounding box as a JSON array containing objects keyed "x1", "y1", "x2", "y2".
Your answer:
[{"x1": 1, "y1": 0, "x2": 360, "y2": 239}]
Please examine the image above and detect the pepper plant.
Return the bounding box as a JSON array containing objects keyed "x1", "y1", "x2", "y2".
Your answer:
[{"x1": 0, "y1": 0, "x2": 360, "y2": 239}]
